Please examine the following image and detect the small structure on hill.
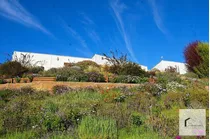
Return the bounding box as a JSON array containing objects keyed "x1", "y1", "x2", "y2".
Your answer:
[{"x1": 152, "y1": 60, "x2": 188, "y2": 74}]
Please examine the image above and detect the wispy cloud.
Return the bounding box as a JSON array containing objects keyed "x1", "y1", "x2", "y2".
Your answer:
[
  {"x1": 80, "y1": 12, "x2": 95, "y2": 25},
  {"x1": 67, "y1": 25, "x2": 88, "y2": 48},
  {"x1": 80, "y1": 13, "x2": 101, "y2": 46},
  {"x1": 147, "y1": 0, "x2": 169, "y2": 36},
  {"x1": 110, "y1": 0, "x2": 138, "y2": 63},
  {"x1": 76, "y1": 48, "x2": 93, "y2": 58},
  {"x1": 86, "y1": 29, "x2": 101, "y2": 44},
  {"x1": 61, "y1": 19, "x2": 93, "y2": 57},
  {"x1": 0, "y1": 0, "x2": 52, "y2": 36}
]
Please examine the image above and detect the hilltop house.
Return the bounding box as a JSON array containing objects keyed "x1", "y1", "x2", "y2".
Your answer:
[
  {"x1": 152, "y1": 60, "x2": 188, "y2": 74},
  {"x1": 12, "y1": 51, "x2": 148, "y2": 71}
]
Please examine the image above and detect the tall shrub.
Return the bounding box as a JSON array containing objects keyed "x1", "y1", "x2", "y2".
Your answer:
[
  {"x1": 184, "y1": 41, "x2": 209, "y2": 77},
  {"x1": 103, "y1": 51, "x2": 148, "y2": 76},
  {"x1": 75, "y1": 60, "x2": 100, "y2": 70},
  {"x1": 194, "y1": 42, "x2": 209, "y2": 77}
]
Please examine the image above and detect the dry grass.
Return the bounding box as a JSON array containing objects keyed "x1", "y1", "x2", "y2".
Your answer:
[{"x1": 0, "y1": 81, "x2": 139, "y2": 92}]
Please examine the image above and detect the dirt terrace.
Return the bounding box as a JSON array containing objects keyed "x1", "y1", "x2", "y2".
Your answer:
[{"x1": 0, "y1": 81, "x2": 140, "y2": 92}]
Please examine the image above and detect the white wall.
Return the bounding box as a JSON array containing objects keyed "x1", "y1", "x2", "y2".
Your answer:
[
  {"x1": 152, "y1": 60, "x2": 188, "y2": 74},
  {"x1": 12, "y1": 51, "x2": 148, "y2": 71},
  {"x1": 140, "y1": 65, "x2": 148, "y2": 71},
  {"x1": 13, "y1": 51, "x2": 92, "y2": 70}
]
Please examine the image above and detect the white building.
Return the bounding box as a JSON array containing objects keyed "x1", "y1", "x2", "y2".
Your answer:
[
  {"x1": 152, "y1": 60, "x2": 188, "y2": 74},
  {"x1": 12, "y1": 51, "x2": 148, "y2": 71}
]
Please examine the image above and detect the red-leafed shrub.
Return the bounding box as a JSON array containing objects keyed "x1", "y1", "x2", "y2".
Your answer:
[
  {"x1": 184, "y1": 41, "x2": 209, "y2": 78},
  {"x1": 184, "y1": 41, "x2": 201, "y2": 72}
]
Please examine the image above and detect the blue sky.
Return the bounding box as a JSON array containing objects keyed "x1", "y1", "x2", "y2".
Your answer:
[{"x1": 0, "y1": 0, "x2": 208, "y2": 69}]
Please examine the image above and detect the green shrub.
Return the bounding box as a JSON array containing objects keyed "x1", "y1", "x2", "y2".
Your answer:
[
  {"x1": 75, "y1": 60, "x2": 100, "y2": 70},
  {"x1": 0, "y1": 61, "x2": 28, "y2": 78},
  {"x1": 15, "y1": 77, "x2": 21, "y2": 83},
  {"x1": 184, "y1": 72, "x2": 199, "y2": 78},
  {"x1": 87, "y1": 72, "x2": 105, "y2": 82},
  {"x1": 138, "y1": 77, "x2": 149, "y2": 83},
  {"x1": 19, "y1": 86, "x2": 35, "y2": 95},
  {"x1": 0, "y1": 89, "x2": 14, "y2": 102},
  {"x1": 186, "y1": 86, "x2": 209, "y2": 108},
  {"x1": 42, "y1": 111, "x2": 63, "y2": 132},
  {"x1": 42, "y1": 68, "x2": 58, "y2": 77},
  {"x1": 78, "y1": 116, "x2": 117, "y2": 139},
  {"x1": 56, "y1": 75, "x2": 68, "y2": 81},
  {"x1": 131, "y1": 112, "x2": 144, "y2": 126},
  {"x1": 67, "y1": 73, "x2": 88, "y2": 82},
  {"x1": 84, "y1": 65, "x2": 101, "y2": 73},
  {"x1": 156, "y1": 72, "x2": 181, "y2": 88},
  {"x1": 27, "y1": 75, "x2": 33, "y2": 82},
  {"x1": 0, "y1": 79, "x2": 6, "y2": 84},
  {"x1": 108, "y1": 62, "x2": 148, "y2": 77},
  {"x1": 193, "y1": 42, "x2": 209, "y2": 78},
  {"x1": 56, "y1": 67, "x2": 88, "y2": 82},
  {"x1": 57, "y1": 67, "x2": 80, "y2": 77},
  {"x1": 114, "y1": 94, "x2": 126, "y2": 102},
  {"x1": 162, "y1": 92, "x2": 185, "y2": 109},
  {"x1": 28, "y1": 66, "x2": 44, "y2": 74}
]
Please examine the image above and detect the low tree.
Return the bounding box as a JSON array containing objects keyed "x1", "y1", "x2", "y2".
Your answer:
[
  {"x1": 103, "y1": 50, "x2": 148, "y2": 76},
  {"x1": 0, "y1": 61, "x2": 28, "y2": 78}
]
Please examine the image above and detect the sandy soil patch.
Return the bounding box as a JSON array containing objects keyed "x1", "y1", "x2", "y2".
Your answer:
[{"x1": 0, "y1": 81, "x2": 139, "y2": 92}]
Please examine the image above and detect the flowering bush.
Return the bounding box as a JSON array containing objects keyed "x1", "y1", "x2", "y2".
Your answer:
[
  {"x1": 166, "y1": 82, "x2": 186, "y2": 92},
  {"x1": 156, "y1": 72, "x2": 181, "y2": 88},
  {"x1": 138, "y1": 83, "x2": 166, "y2": 97},
  {"x1": 110, "y1": 75, "x2": 148, "y2": 83}
]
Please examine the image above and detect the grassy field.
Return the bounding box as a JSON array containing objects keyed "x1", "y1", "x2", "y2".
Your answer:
[{"x1": 0, "y1": 76, "x2": 208, "y2": 139}]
